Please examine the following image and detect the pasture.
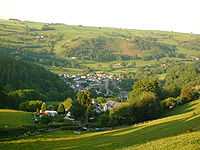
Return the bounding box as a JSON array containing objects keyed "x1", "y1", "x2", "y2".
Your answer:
[
  {"x1": 0, "y1": 109, "x2": 32, "y2": 128},
  {"x1": 1, "y1": 100, "x2": 200, "y2": 150}
]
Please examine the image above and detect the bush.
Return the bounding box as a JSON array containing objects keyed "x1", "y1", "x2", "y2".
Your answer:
[
  {"x1": 110, "y1": 103, "x2": 136, "y2": 126},
  {"x1": 181, "y1": 84, "x2": 200, "y2": 103},
  {"x1": 104, "y1": 92, "x2": 162, "y2": 127},
  {"x1": 60, "y1": 126, "x2": 80, "y2": 130},
  {"x1": 161, "y1": 97, "x2": 176, "y2": 110},
  {"x1": 175, "y1": 96, "x2": 183, "y2": 105},
  {"x1": 133, "y1": 92, "x2": 161, "y2": 121},
  {"x1": 0, "y1": 125, "x2": 37, "y2": 138},
  {"x1": 19, "y1": 100, "x2": 43, "y2": 112},
  {"x1": 40, "y1": 115, "x2": 52, "y2": 124},
  {"x1": 53, "y1": 116, "x2": 64, "y2": 122},
  {"x1": 96, "y1": 111, "x2": 111, "y2": 127},
  {"x1": 57, "y1": 103, "x2": 65, "y2": 115}
]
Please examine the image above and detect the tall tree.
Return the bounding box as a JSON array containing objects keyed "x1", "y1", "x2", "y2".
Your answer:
[
  {"x1": 63, "y1": 98, "x2": 72, "y2": 111},
  {"x1": 77, "y1": 90, "x2": 92, "y2": 124},
  {"x1": 57, "y1": 103, "x2": 65, "y2": 115},
  {"x1": 41, "y1": 103, "x2": 47, "y2": 112}
]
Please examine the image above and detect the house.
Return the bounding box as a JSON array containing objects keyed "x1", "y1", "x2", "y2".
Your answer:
[
  {"x1": 64, "y1": 112, "x2": 74, "y2": 121},
  {"x1": 119, "y1": 91, "x2": 128, "y2": 101},
  {"x1": 40, "y1": 110, "x2": 58, "y2": 117},
  {"x1": 103, "y1": 101, "x2": 119, "y2": 111},
  {"x1": 94, "y1": 103, "x2": 104, "y2": 114}
]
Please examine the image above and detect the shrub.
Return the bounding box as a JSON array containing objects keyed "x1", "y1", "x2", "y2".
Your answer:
[
  {"x1": 57, "y1": 103, "x2": 65, "y2": 115},
  {"x1": 175, "y1": 96, "x2": 183, "y2": 105},
  {"x1": 0, "y1": 125, "x2": 37, "y2": 138},
  {"x1": 19, "y1": 100, "x2": 43, "y2": 112},
  {"x1": 107, "y1": 92, "x2": 161, "y2": 127},
  {"x1": 110, "y1": 103, "x2": 136, "y2": 126},
  {"x1": 40, "y1": 115, "x2": 52, "y2": 124},
  {"x1": 133, "y1": 92, "x2": 161, "y2": 121},
  {"x1": 181, "y1": 85, "x2": 200, "y2": 103},
  {"x1": 40, "y1": 103, "x2": 47, "y2": 112},
  {"x1": 161, "y1": 97, "x2": 176, "y2": 110},
  {"x1": 96, "y1": 111, "x2": 111, "y2": 127}
]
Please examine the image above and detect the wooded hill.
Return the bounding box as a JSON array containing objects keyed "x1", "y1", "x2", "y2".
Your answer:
[{"x1": 0, "y1": 55, "x2": 74, "y2": 104}]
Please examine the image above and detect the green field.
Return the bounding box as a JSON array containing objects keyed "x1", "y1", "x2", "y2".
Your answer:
[
  {"x1": 0, "y1": 109, "x2": 32, "y2": 128},
  {"x1": 1, "y1": 100, "x2": 200, "y2": 150},
  {"x1": 0, "y1": 19, "x2": 199, "y2": 77}
]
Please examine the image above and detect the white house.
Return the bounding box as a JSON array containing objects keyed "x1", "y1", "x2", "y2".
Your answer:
[{"x1": 44, "y1": 110, "x2": 58, "y2": 117}]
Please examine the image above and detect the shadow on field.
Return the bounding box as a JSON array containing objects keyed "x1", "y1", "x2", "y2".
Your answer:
[
  {"x1": 1, "y1": 113, "x2": 200, "y2": 150},
  {"x1": 162, "y1": 101, "x2": 198, "y2": 117}
]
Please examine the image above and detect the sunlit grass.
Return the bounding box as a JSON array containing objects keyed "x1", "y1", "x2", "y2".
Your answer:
[
  {"x1": 0, "y1": 109, "x2": 32, "y2": 128},
  {"x1": 1, "y1": 100, "x2": 200, "y2": 150}
]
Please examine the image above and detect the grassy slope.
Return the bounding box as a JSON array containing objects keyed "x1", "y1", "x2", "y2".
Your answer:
[
  {"x1": 1, "y1": 19, "x2": 200, "y2": 58},
  {"x1": 1, "y1": 19, "x2": 200, "y2": 75},
  {"x1": 0, "y1": 109, "x2": 32, "y2": 128},
  {"x1": 1, "y1": 100, "x2": 200, "y2": 149}
]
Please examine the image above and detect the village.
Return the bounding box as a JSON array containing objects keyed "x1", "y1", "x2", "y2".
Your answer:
[{"x1": 59, "y1": 72, "x2": 129, "y2": 100}]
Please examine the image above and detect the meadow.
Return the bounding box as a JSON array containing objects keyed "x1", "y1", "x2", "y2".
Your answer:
[
  {"x1": 0, "y1": 109, "x2": 32, "y2": 128},
  {"x1": 1, "y1": 100, "x2": 200, "y2": 150}
]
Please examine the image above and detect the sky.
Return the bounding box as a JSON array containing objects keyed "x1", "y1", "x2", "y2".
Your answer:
[{"x1": 0, "y1": 0, "x2": 200, "y2": 33}]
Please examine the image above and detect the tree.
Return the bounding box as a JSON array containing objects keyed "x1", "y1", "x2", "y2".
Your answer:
[
  {"x1": 19, "y1": 100, "x2": 43, "y2": 112},
  {"x1": 133, "y1": 91, "x2": 161, "y2": 121},
  {"x1": 181, "y1": 82, "x2": 200, "y2": 103},
  {"x1": 71, "y1": 100, "x2": 86, "y2": 122},
  {"x1": 110, "y1": 102, "x2": 136, "y2": 126},
  {"x1": 161, "y1": 97, "x2": 176, "y2": 110},
  {"x1": 77, "y1": 90, "x2": 92, "y2": 124},
  {"x1": 57, "y1": 103, "x2": 65, "y2": 115},
  {"x1": 164, "y1": 63, "x2": 199, "y2": 97},
  {"x1": 0, "y1": 55, "x2": 74, "y2": 102},
  {"x1": 41, "y1": 103, "x2": 47, "y2": 112},
  {"x1": 128, "y1": 78, "x2": 161, "y2": 102},
  {"x1": 96, "y1": 97, "x2": 106, "y2": 104},
  {"x1": 63, "y1": 98, "x2": 72, "y2": 111},
  {"x1": 0, "y1": 87, "x2": 18, "y2": 108}
]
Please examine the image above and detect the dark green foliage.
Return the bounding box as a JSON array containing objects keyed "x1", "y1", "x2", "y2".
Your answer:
[
  {"x1": 71, "y1": 100, "x2": 86, "y2": 121},
  {"x1": 67, "y1": 36, "x2": 132, "y2": 61},
  {"x1": 40, "y1": 103, "x2": 47, "y2": 112},
  {"x1": 181, "y1": 82, "x2": 200, "y2": 103},
  {"x1": 96, "y1": 111, "x2": 111, "y2": 127},
  {"x1": 110, "y1": 103, "x2": 136, "y2": 126},
  {"x1": 19, "y1": 100, "x2": 43, "y2": 112},
  {"x1": 0, "y1": 86, "x2": 18, "y2": 108},
  {"x1": 0, "y1": 125, "x2": 37, "y2": 138},
  {"x1": 8, "y1": 89, "x2": 47, "y2": 102},
  {"x1": 102, "y1": 92, "x2": 161, "y2": 127},
  {"x1": 76, "y1": 90, "x2": 92, "y2": 108},
  {"x1": 161, "y1": 97, "x2": 177, "y2": 110},
  {"x1": 0, "y1": 55, "x2": 74, "y2": 101},
  {"x1": 57, "y1": 103, "x2": 65, "y2": 114},
  {"x1": 164, "y1": 63, "x2": 200, "y2": 97},
  {"x1": 40, "y1": 115, "x2": 52, "y2": 124},
  {"x1": 76, "y1": 90, "x2": 92, "y2": 124},
  {"x1": 132, "y1": 92, "x2": 161, "y2": 121},
  {"x1": 129, "y1": 78, "x2": 161, "y2": 102},
  {"x1": 119, "y1": 79, "x2": 134, "y2": 91},
  {"x1": 96, "y1": 97, "x2": 106, "y2": 104},
  {"x1": 134, "y1": 36, "x2": 177, "y2": 60}
]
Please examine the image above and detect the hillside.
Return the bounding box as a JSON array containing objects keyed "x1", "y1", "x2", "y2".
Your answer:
[
  {"x1": 0, "y1": 55, "x2": 74, "y2": 102},
  {"x1": 1, "y1": 99, "x2": 200, "y2": 150},
  {"x1": 0, "y1": 19, "x2": 200, "y2": 65}
]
